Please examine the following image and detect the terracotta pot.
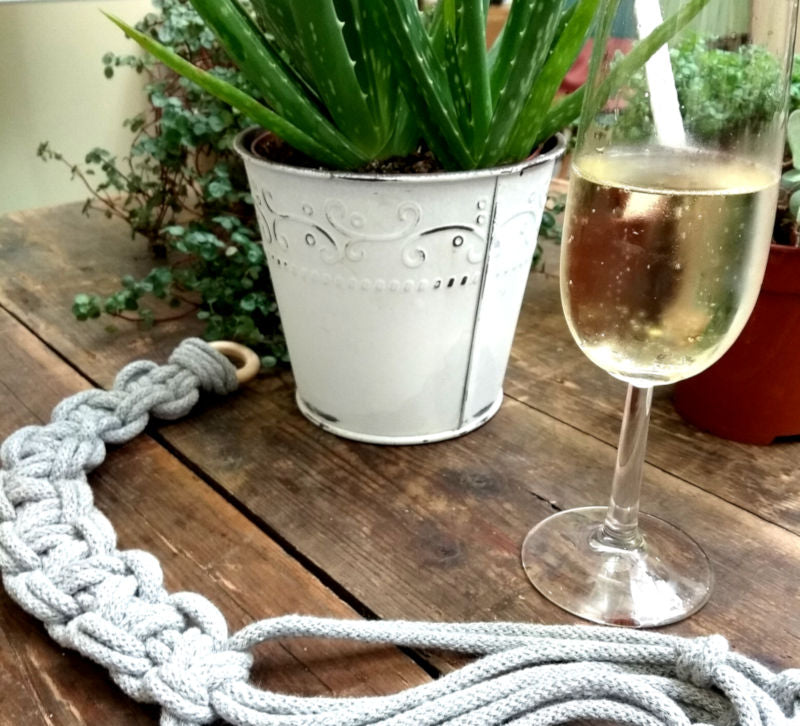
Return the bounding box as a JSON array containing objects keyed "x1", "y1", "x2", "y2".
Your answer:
[{"x1": 673, "y1": 244, "x2": 800, "y2": 444}]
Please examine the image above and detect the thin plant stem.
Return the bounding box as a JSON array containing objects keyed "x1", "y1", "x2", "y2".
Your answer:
[
  {"x1": 596, "y1": 384, "x2": 654, "y2": 550},
  {"x1": 111, "y1": 303, "x2": 199, "y2": 324}
]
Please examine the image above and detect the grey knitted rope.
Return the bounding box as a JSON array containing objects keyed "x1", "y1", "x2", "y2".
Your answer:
[{"x1": 1, "y1": 339, "x2": 798, "y2": 726}]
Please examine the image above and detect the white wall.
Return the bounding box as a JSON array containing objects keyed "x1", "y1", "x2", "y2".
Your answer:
[{"x1": 0, "y1": 1, "x2": 151, "y2": 214}]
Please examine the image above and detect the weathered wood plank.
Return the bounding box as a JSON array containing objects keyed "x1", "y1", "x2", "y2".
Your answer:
[
  {"x1": 0, "y1": 309, "x2": 428, "y2": 725},
  {"x1": 2, "y1": 203, "x2": 800, "y2": 672},
  {"x1": 0, "y1": 204, "x2": 200, "y2": 388},
  {"x1": 3, "y1": 202, "x2": 796, "y2": 539},
  {"x1": 158, "y1": 373, "x2": 800, "y2": 668},
  {"x1": 507, "y1": 262, "x2": 800, "y2": 534}
]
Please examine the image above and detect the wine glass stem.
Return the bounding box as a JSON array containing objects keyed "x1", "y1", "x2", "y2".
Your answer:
[{"x1": 597, "y1": 384, "x2": 654, "y2": 550}]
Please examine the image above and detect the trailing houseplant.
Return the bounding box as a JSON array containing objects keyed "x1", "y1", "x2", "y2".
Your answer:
[
  {"x1": 104, "y1": 0, "x2": 711, "y2": 444},
  {"x1": 39, "y1": 0, "x2": 287, "y2": 367},
  {"x1": 42, "y1": 0, "x2": 562, "y2": 365},
  {"x1": 673, "y1": 110, "x2": 800, "y2": 444}
]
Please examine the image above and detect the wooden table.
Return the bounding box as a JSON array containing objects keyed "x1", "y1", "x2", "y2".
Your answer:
[{"x1": 0, "y1": 202, "x2": 798, "y2": 724}]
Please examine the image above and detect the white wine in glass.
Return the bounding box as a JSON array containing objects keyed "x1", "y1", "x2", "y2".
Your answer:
[
  {"x1": 521, "y1": 0, "x2": 798, "y2": 627},
  {"x1": 565, "y1": 148, "x2": 777, "y2": 386}
]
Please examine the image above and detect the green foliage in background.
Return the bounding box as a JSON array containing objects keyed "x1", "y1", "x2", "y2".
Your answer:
[
  {"x1": 39, "y1": 0, "x2": 712, "y2": 361},
  {"x1": 614, "y1": 33, "x2": 784, "y2": 145},
  {"x1": 791, "y1": 55, "x2": 800, "y2": 116},
  {"x1": 107, "y1": 0, "x2": 712, "y2": 171},
  {"x1": 39, "y1": 0, "x2": 286, "y2": 367},
  {"x1": 776, "y1": 110, "x2": 800, "y2": 246},
  {"x1": 784, "y1": 111, "x2": 800, "y2": 216},
  {"x1": 770, "y1": 66, "x2": 800, "y2": 247}
]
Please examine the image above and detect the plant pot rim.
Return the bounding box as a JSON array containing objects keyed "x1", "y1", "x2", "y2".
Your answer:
[
  {"x1": 234, "y1": 126, "x2": 566, "y2": 184},
  {"x1": 769, "y1": 240, "x2": 800, "y2": 255}
]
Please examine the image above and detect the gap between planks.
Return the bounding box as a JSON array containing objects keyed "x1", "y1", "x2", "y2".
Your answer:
[
  {"x1": 1, "y1": 291, "x2": 797, "y2": 586},
  {"x1": 0, "y1": 296, "x2": 442, "y2": 680},
  {"x1": 501, "y1": 386, "x2": 800, "y2": 539},
  {"x1": 0, "y1": 306, "x2": 440, "y2": 713}
]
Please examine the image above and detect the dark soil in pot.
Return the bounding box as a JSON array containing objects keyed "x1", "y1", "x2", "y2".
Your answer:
[{"x1": 250, "y1": 131, "x2": 443, "y2": 174}]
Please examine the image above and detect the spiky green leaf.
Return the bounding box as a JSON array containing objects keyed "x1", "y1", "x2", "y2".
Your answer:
[
  {"x1": 336, "y1": 0, "x2": 409, "y2": 153},
  {"x1": 489, "y1": 0, "x2": 561, "y2": 103},
  {"x1": 458, "y1": 0, "x2": 492, "y2": 152},
  {"x1": 188, "y1": 0, "x2": 366, "y2": 163},
  {"x1": 537, "y1": 87, "x2": 585, "y2": 147},
  {"x1": 249, "y1": 0, "x2": 315, "y2": 82},
  {"x1": 581, "y1": 0, "x2": 714, "y2": 139},
  {"x1": 103, "y1": 13, "x2": 356, "y2": 168},
  {"x1": 538, "y1": 0, "x2": 713, "y2": 150},
  {"x1": 369, "y1": 0, "x2": 474, "y2": 168},
  {"x1": 499, "y1": 0, "x2": 600, "y2": 164},
  {"x1": 443, "y1": 20, "x2": 472, "y2": 145},
  {"x1": 481, "y1": 0, "x2": 564, "y2": 162},
  {"x1": 288, "y1": 1, "x2": 380, "y2": 154}
]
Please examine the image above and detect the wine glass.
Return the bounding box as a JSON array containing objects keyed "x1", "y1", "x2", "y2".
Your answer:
[{"x1": 521, "y1": 0, "x2": 799, "y2": 627}]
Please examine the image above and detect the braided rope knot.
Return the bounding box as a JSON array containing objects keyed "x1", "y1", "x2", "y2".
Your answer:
[
  {"x1": 1, "y1": 338, "x2": 797, "y2": 726},
  {"x1": 0, "y1": 340, "x2": 248, "y2": 725},
  {"x1": 675, "y1": 634, "x2": 729, "y2": 688},
  {"x1": 142, "y1": 627, "x2": 253, "y2": 725},
  {"x1": 169, "y1": 338, "x2": 239, "y2": 397},
  {"x1": 772, "y1": 669, "x2": 800, "y2": 716}
]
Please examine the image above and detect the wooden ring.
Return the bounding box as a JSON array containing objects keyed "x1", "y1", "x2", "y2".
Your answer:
[{"x1": 210, "y1": 341, "x2": 260, "y2": 384}]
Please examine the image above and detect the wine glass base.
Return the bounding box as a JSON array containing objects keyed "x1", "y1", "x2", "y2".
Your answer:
[{"x1": 521, "y1": 507, "x2": 712, "y2": 628}]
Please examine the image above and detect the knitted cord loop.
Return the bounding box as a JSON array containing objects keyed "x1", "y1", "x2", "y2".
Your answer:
[
  {"x1": 675, "y1": 635, "x2": 729, "y2": 688},
  {"x1": 0, "y1": 338, "x2": 796, "y2": 726}
]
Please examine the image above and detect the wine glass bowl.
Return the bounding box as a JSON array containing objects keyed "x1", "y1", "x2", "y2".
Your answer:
[
  {"x1": 521, "y1": 0, "x2": 799, "y2": 627},
  {"x1": 562, "y1": 147, "x2": 777, "y2": 387}
]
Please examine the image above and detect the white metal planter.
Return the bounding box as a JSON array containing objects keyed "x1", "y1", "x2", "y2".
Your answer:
[{"x1": 236, "y1": 129, "x2": 564, "y2": 444}]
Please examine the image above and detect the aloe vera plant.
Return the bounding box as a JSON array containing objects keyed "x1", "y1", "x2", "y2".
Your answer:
[{"x1": 107, "y1": 0, "x2": 711, "y2": 171}]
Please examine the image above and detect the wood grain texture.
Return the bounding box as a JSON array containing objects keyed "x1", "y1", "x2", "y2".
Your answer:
[
  {"x1": 1, "y1": 203, "x2": 799, "y2": 672},
  {"x1": 0, "y1": 205, "x2": 201, "y2": 389},
  {"x1": 506, "y1": 260, "x2": 800, "y2": 534},
  {"x1": 0, "y1": 309, "x2": 428, "y2": 725},
  {"x1": 4, "y1": 204, "x2": 795, "y2": 537},
  {"x1": 157, "y1": 377, "x2": 800, "y2": 667}
]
